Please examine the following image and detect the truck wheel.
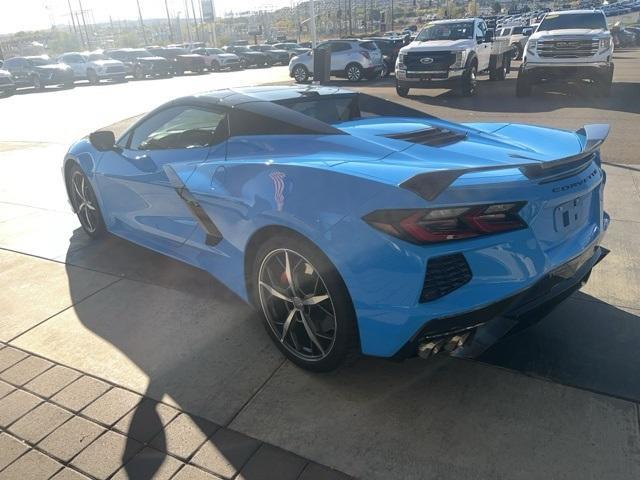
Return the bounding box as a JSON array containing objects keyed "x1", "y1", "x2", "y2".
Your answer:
[
  {"x1": 133, "y1": 66, "x2": 144, "y2": 80},
  {"x1": 460, "y1": 64, "x2": 477, "y2": 96},
  {"x1": 516, "y1": 67, "x2": 532, "y2": 97},
  {"x1": 511, "y1": 43, "x2": 523, "y2": 60},
  {"x1": 31, "y1": 75, "x2": 44, "y2": 91},
  {"x1": 87, "y1": 69, "x2": 99, "y2": 85},
  {"x1": 596, "y1": 66, "x2": 613, "y2": 97},
  {"x1": 211, "y1": 61, "x2": 220, "y2": 72},
  {"x1": 396, "y1": 85, "x2": 410, "y2": 97}
]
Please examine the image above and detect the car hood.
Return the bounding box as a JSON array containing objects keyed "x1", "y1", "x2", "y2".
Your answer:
[
  {"x1": 33, "y1": 64, "x2": 71, "y2": 72},
  {"x1": 401, "y1": 39, "x2": 474, "y2": 52},
  {"x1": 531, "y1": 28, "x2": 608, "y2": 40},
  {"x1": 218, "y1": 53, "x2": 238, "y2": 59},
  {"x1": 177, "y1": 54, "x2": 203, "y2": 59},
  {"x1": 137, "y1": 56, "x2": 168, "y2": 62}
]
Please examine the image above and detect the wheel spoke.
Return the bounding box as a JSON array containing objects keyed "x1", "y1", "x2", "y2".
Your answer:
[
  {"x1": 284, "y1": 250, "x2": 297, "y2": 294},
  {"x1": 259, "y1": 281, "x2": 292, "y2": 303},
  {"x1": 280, "y1": 309, "x2": 297, "y2": 342},
  {"x1": 299, "y1": 311, "x2": 325, "y2": 355},
  {"x1": 302, "y1": 294, "x2": 329, "y2": 306},
  {"x1": 73, "y1": 178, "x2": 83, "y2": 200}
]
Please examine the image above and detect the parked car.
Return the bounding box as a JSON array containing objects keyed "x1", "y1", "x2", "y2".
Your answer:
[
  {"x1": 496, "y1": 25, "x2": 535, "y2": 59},
  {"x1": 290, "y1": 39, "x2": 383, "y2": 83},
  {"x1": 58, "y1": 52, "x2": 127, "y2": 84},
  {"x1": 106, "y1": 49, "x2": 172, "y2": 79},
  {"x1": 364, "y1": 37, "x2": 405, "y2": 77},
  {"x1": 64, "y1": 85, "x2": 610, "y2": 371},
  {"x1": 1, "y1": 56, "x2": 74, "y2": 90},
  {"x1": 249, "y1": 45, "x2": 290, "y2": 65},
  {"x1": 517, "y1": 10, "x2": 614, "y2": 96},
  {"x1": 395, "y1": 18, "x2": 511, "y2": 97},
  {"x1": 191, "y1": 47, "x2": 241, "y2": 71},
  {"x1": 0, "y1": 67, "x2": 15, "y2": 97},
  {"x1": 147, "y1": 47, "x2": 206, "y2": 75},
  {"x1": 222, "y1": 46, "x2": 269, "y2": 68},
  {"x1": 272, "y1": 42, "x2": 311, "y2": 58},
  {"x1": 611, "y1": 23, "x2": 637, "y2": 47}
]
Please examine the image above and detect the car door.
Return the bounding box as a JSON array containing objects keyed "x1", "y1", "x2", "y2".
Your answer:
[
  {"x1": 62, "y1": 54, "x2": 87, "y2": 79},
  {"x1": 475, "y1": 21, "x2": 491, "y2": 71},
  {"x1": 329, "y1": 41, "x2": 352, "y2": 71},
  {"x1": 95, "y1": 104, "x2": 229, "y2": 252},
  {"x1": 5, "y1": 58, "x2": 28, "y2": 86}
]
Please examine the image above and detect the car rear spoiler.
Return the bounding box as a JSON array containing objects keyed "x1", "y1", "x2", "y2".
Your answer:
[{"x1": 400, "y1": 124, "x2": 609, "y2": 201}]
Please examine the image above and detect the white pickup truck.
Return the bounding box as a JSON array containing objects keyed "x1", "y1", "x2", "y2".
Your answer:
[
  {"x1": 395, "y1": 18, "x2": 511, "y2": 97},
  {"x1": 517, "y1": 10, "x2": 614, "y2": 96}
]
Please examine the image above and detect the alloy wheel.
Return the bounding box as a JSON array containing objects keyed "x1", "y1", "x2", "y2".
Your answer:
[
  {"x1": 346, "y1": 65, "x2": 362, "y2": 82},
  {"x1": 70, "y1": 171, "x2": 99, "y2": 234},
  {"x1": 258, "y1": 248, "x2": 337, "y2": 361},
  {"x1": 293, "y1": 65, "x2": 308, "y2": 83}
]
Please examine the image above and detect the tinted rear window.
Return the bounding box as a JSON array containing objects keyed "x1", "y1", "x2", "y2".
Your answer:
[{"x1": 360, "y1": 41, "x2": 378, "y2": 51}]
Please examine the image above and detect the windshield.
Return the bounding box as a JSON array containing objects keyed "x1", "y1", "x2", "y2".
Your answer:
[
  {"x1": 134, "y1": 50, "x2": 153, "y2": 57},
  {"x1": 416, "y1": 22, "x2": 475, "y2": 41},
  {"x1": 27, "y1": 57, "x2": 54, "y2": 66},
  {"x1": 206, "y1": 48, "x2": 223, "y2": 54},
  {"x1": 88, "y1": 53, "x2": 109, "y2": 61},
  {"x1": 234, "y1": 46, "x2": 250, "y2": 52},
  {"x1": 539, "y1": 13, "x2": 607, "y2": 31}
]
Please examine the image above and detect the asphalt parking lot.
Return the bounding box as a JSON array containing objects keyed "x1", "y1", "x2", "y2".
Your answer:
[{"x1": 0, "y1": 48, "x2": 639, "y2": 479}]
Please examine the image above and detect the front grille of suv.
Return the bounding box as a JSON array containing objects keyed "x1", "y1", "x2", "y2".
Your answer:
[
  {"x1": 403, "y1": 51, "x2": 456, "y2": 72},
  {"x1": 537, "y1": 38, "x2": 599, "y2": 58},
  {"x1": 420, "y1": 254, "x2": 472, "y2": 302}
]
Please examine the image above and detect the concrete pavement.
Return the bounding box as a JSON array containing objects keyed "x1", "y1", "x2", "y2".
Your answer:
[{"x1": 1, "y1": 50, "x2": 640, "y2": 479}]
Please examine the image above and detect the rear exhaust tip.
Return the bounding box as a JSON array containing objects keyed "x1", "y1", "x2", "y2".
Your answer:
[{"x1": 418, "y1": 331, "x2": 473, "y2": 360}]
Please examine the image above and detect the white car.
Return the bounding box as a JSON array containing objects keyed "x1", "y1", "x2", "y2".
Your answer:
[
  {"x1": 289, "y1": 39, "x2": 383, "y2": 83},
  {"x1": 58, "y1": 52, "x2": 127, "y2": 84},
  {"x1": 517, "y1": 10, "x2": 614, "y2": 96},
  {"x1": 191, "y1": 48, "x2": 242, "y2": 71}
]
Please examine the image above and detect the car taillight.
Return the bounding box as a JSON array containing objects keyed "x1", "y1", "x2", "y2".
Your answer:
[
  {"x1": 360, "y1": 50, "x2": 371, "y2": 59},
  {"x1": 363, "y1": 202, "x2": 527, "y2": 244}
]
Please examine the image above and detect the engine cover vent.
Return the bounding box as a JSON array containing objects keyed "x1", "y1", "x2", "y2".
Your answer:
[{"x1": 385, "y1": 127, "x2": 467, "y2": 147}]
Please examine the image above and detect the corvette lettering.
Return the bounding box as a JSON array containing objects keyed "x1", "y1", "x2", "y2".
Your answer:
[{"x1": 552, "y1": 168, "x2": 599, "y2": 192}]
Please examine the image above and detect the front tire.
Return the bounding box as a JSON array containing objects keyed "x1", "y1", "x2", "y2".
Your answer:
[
  {"x1": 87, "y1": 69, "x2": 99, "y2": 85},
  {"x1": 133, "y1": 66, "x2": 145, "y2": 80},
  {"x1": 516, "y1": 66, "x2": 533, "y2": 97},
  {"x1": 396, "y1": 85, "x2": 410, "y2": 97},
  {"x1": 67, "y1": 164, "x2": 106, "y2": 238},
  {"x1": 32, "y1": 75, "x2": 43, "y2": 91},
  {"x1": 252, "y1": 234, "x2": 358, "y2": 372},
  {"x1": 292, "y1": 64, "x2": 310, "y2": 83},
  {"x1": 345, "y1": 63, "x2": 364, "y2": 82},
  {"x1": 460, "y1": 63, "x2": 478, "y2": 96}
]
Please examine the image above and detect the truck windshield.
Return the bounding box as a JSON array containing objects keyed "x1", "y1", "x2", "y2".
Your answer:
[
  {"x1": 416, "y1": 22, "x2": 475, "y2": 41},
  {"x1": 539, "y1": 13, "x2": 607, "y2": 31}
]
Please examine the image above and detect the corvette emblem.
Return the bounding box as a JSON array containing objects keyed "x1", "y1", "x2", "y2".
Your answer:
[{"x1": 420, "y1": 57, "x2": 434, "y2": 64}]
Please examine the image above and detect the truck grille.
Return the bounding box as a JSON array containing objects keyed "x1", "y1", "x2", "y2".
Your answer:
[
  {"x1": 403, "y1": 51, "x2": 456, "y2": 72},
  {"x1": 420, "y1": 254, "x2": 472, "y2": 302},
  {"x1": 537, "y1": 38, "x2": 599, "y2": 58}
]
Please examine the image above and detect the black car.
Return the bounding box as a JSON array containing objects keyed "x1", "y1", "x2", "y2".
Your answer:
[
  {"x1": 222, "y1": 46, "x2": 269, "y2": 68},
  {"x1": 364, "y1": 37, "x2": 405, "y2": 77},
  {"x1": 146, "y1": 47, "x2": 206, "y2": 75},
  {"x1": 248, "y1": 45, "x2": 289, "y2": 65},
  {"x1": 2, "y1": 56, "x2": 74, "y2": 90},
  {"x1": 106, "y1": 49, "x2": 172, "y2": 79},
  {"x1": 272, "y1": 42, "x2": 311, "y2": 58}
]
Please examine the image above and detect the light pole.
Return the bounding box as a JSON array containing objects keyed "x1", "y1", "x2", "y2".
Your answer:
[
  {"x1": 310, "y1": 0, "x2": 318, "y2": 48},
  {"x1": 165, "y1": 0, "x2": 174, "y2": 42},
  {"x1": 135, "y1": 0, "x2": 148, "y2": 45}
]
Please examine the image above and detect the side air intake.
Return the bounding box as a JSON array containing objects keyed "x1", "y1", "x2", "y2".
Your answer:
[{"x1": 385, "y1": 127, "x2": 467, "y2": 147}]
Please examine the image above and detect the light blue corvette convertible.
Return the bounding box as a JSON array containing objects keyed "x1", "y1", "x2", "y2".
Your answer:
[{"x1": 63, "y1": 86, "x2": 609, "y2": 371}]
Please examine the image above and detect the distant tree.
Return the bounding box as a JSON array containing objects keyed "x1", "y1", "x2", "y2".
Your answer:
[
  {"x1": 492, "y1": 1, "x2": 502, "y2": 14},
  {"x1": 46, "y1": 30, "x2": 81, "y2": 54}
]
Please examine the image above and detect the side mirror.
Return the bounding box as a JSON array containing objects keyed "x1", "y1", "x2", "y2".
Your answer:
[
  {"x1": 89, "y1": 130, "x2": 116, "y2": 151},
  {"x1": 485, "y1": 30, "x2": 494, "y2": 42},
  {"x1": 523, "y1": 28, "x2": 533, "y2": 36}
]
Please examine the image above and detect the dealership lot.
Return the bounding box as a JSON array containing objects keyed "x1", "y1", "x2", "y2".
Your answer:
[{"x1": 0, "y1": 48, "x2": 639, "y2": 480}]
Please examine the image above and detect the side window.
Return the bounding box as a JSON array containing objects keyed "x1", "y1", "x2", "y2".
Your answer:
[
  {"x1": 3, "y1": 58, "x2": 18, "y2": 69},
  {"x1": 477, "y1": 21, "x2": 487, "y2": 38},
  {"x1": 331, "y1": 42, "x2": 351, "y2": 53},
  {"x1": 128, "y1": 106, "x2": 227, "y2": 151}
]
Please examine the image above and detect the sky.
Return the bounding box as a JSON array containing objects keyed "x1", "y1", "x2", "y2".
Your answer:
[{"x1": 0, "y1": 0, "x2": 294, "y2": 34}]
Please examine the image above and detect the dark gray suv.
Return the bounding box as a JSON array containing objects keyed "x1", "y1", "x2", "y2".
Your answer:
[{"x1": 2, "y1": 56, "x2": 74, "y2": 90}]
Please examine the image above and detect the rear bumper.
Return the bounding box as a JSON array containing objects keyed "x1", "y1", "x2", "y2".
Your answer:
[{"x1": 392, "y1": 242, "x2": 609, "y2": 359}]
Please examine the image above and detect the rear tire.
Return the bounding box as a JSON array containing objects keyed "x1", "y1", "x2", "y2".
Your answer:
[
  {"x1": 133, "y1": 66, "x2": 144, "y2": 80},
  {"x1": 211, "y1": 61, "x2": 220, "y2": 72},
  {"x1": 87, "y1": 69, "x2": 99, "y2": 85},
  {"x1": 516, "y1": 67, "x2": 532, "y2": 97},
  {"x1": 32, "y1": 75, "x2": 43, "y2": 91},
  {"x1": 251, "y1": 233, "x2": 359, "y2": 372}
]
